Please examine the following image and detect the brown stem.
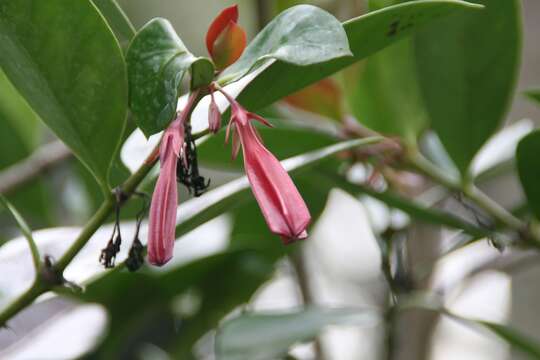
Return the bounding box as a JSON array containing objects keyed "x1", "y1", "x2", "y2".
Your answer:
[
  {"x1": 290, "y1": 251, "x2": 327, "y2": 360},
  {"x1": 0, "y1": 140, "x2": 72, "y2": 195}
]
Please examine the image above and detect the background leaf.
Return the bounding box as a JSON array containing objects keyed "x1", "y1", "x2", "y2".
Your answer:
[
  {"x1": 0, "y1": 71, "x2": 51, "y2": 226},
  {"x1": 516, "y1": 130, "x2": 540, "y2": 220},
  {"x1": 218, "y1": 5, "x2": 351, "y2": 84},
  {"x1": 0, "y1": 115, "x2": 51, "y2": 227},
  {"x1": 415, "y1": 0, "x2": 522, "y2": 175},
  {"x1": 126, "y1": 18, "x2": 214, "y2": 136},
  {"x1": 524, "y1": 88, "x2": 540, "y2": 106},
  {"x1": 0, "y1": 0, "x2": 128, "y2": 191},
  {"x1": 215, "y1": 307, "x2": 379, "y2": 360},
  {"x1": 91, "y1": 0, "x2": 136, "y2": 51},
  {"x1": 347, "y1": 37, "x2": 428, "y2": 143},
  {"x1": 284, "y1": 78, "x2": 345, "y2": 122}
]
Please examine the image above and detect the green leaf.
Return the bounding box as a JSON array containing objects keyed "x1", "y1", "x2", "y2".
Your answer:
[
  {"x1": 235, "y1": 0, "x2": 483, "y2": 113},
  {"x1": 0, "y1": 0, "x2": 128, "y2": 191},
  {"x1": 126, "y1": 18, "x2": 214, "y2": 136},
  {"x1": 218, "y1": 5, "x2": 352, "y2": 84},
  {"x1": 0, "y1": 70, "x2": 51, "y2": 225},
  {"x1": 216, "y1": 307, "x2": 380, "y2": 360},
  {"x1": 0, "y1": 195, "x2": 40, "y2": 269},
  {"x1": 477, "y1": 321, "x2": 540, "y2": 359},
  {"x1": 415, "y1": 0, "x2": 522, "y2": 175},
  {"x1": 516, "y1": 130, "x2": 540, "y2": 220},
  {"x1": 198, "y1": 124, "x2": 336, "y2": 170},
  {"x1": 91, "y1": 0, "x2": 135, "y2": 50},
  {"x1": 524, "y1": 88, "x2": 540, "y2": 106},
  {"x1": 0, "y1": 195, "x2": 34, "y2": 247},
  {"x1": 0, "y1": 70, "x2": 41, "y2": 147},
  {"x1": 0, "y1": 114, "x2": 51, "y2": 226},
  {"x1": 348, "y1": 37, "x2": 428, "y2": 143}
]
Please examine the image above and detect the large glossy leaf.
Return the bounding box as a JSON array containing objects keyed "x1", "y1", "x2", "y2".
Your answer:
[
  {"x1": 91, "y1": 0, "x2": 135, "y2": 50},
  {"x1": 126, "y1": 18, "x2": 214, "y2": 136},
  {"x1": 235, "y1": 0, "x2": 483, "y2": 113},
  {"x1": 218, "y1": 5, "x2": 351, "y2": 84},
  {"x1": 516, "y1": 130, "x2": 540, "y2": 220},
  {"x1": 215, "y1": 307, "x2": 380, "y2": 360},
  {"x1": 415, "y1": 0, "x2": 522, "y2": 175},
  {"x1": 0, "y1": 0, "x2": 127, "y2": 191},
  {"x1": 348, "y1": 38, "x2": 428, "y2": 144}
]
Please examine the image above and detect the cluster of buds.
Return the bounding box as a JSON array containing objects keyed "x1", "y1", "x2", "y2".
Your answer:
[{"x1": 146, "y1": 5, "x2": 311, "y2": 266}]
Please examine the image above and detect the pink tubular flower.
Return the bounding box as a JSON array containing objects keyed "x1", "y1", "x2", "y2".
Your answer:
[
  {"x1": 225, "y1": 98, "x2": 311, "y2": 243},
  {"x1": 148, "y1": 116, "x2": 185, "y2": 266}
]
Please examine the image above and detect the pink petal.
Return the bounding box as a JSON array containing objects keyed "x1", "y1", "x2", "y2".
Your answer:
[
  {"x1": 237, "y1": 120, "x2": 311, "y2": 241},
  {"x1": 231, "y1": 130, "x2": 241, "y2": 160},
  {"x1": 208, "y1": 95, "x2": 221, "y2": 134},
  {"x1": 148, "y1": 119, "x2": 184, "y2": 266}
]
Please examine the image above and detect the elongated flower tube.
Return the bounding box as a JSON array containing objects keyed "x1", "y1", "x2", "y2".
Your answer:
[
  {"x1": 148, "y1": 116, "x2": 185, "y2": 266},
  {"x1": 222, "y1": 92, "x2": 311, "y2": 242},
  {"x1": 206, "y1": 4, "x2": 246, "y2": 70}
]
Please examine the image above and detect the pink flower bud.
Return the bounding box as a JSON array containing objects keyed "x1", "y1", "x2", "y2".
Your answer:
[
  {"x1": 147, "y1": 117, "x2": 185, "y2": 266},
  {"x1": 226, "y1": 100, "x2": 311, "y2": 242}
]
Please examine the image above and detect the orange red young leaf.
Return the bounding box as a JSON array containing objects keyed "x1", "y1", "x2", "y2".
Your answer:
[
  {"x1": 206, "y1": 4, "x2": 246, "y2": 70},
  {"x1": 284, "y1": 78, "x2": 344, "y2": 122}
]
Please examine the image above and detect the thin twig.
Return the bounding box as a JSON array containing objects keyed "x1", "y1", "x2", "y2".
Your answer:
[
  {"x1": 290, "y1": 251, "x2": 327, "y2": 360},
  {"x1": 0, "y1": 140, "x2": 72, "y2": 195},
  {"x1": 406, "y1": 150, "x2": 540, "y2": 249}
]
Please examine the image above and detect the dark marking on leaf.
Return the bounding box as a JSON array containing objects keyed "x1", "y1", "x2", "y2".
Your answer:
[
  {"x1": 399, "y1": 22, "x2": 414, "y2": 32},
  {"x1": 387, "y1": 20, "x2": 400, "y2": 37}
]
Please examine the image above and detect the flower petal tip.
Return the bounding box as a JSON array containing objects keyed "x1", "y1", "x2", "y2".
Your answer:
[
  {"x1": 280, "y1": 231, "x2": 308, "y2": 245},
  {"x1": 148, "y1": 254, "x2": 173, "y2": 267}
]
